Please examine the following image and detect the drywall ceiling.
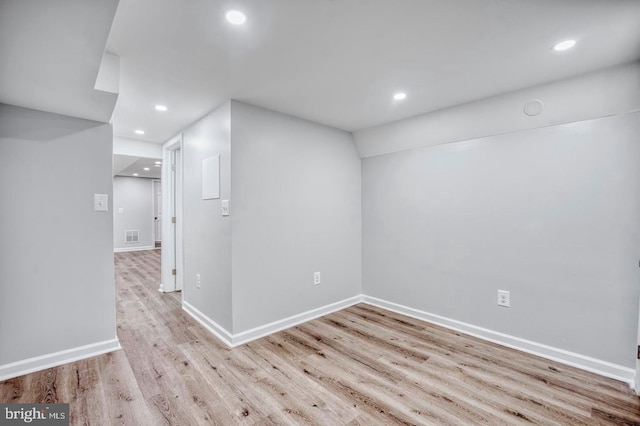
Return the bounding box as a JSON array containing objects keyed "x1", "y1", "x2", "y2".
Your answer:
[
  {"x1": 107, "y1": 0, "x2": 640, "y2": 144},
  {"x1": 0, "y1": 0, "x2": 119, "y2": 123},
  {"x1": 114, "y1": 155, "x2": 162, "y2": 179},
  {"x1": 3, "y1": 1, "x2": 640, "y2": 144}
]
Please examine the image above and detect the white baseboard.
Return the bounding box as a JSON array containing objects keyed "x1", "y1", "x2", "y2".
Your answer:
[
  {"x1": 0, "y1": 339, "x2": 121, "y2": 381},
  {"x1": 113, "y1": 246, "x2": 156, "y2": 253},
  {"x1": 182, "y1": 301, "x2": 235, "y2": 346},
  {"x1": 183, "y1": 295, "x2": 364, "y2": 348},
  {"x1": 181, "y1": 294, "x2": 635, "y2": 386},
  {"x1": 362, "y1": 295, "x2": 635, "y2": 386},
  {"x1": 7, "y1": 295, "x2": 629, "y2": 389},
  {"x1": 231, "y1": 295, "x2": 363, "y2": 346}
]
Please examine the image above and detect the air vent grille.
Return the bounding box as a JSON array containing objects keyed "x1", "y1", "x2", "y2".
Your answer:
[{"x1": 125, "y1": 230, "x2": 140, "y2": 243}]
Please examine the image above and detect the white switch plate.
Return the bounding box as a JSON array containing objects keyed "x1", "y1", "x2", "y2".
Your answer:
[
  {"x1": 94, "y1": 194, "x2": 108, "y2": 212},
  {"x1": 221, "y1": 200, "x2": 230, "y2": 216},
  {"x1": 497, "y1": 290, "x2": 510, "y2": 307},
  {"x1": 314, "y1": 272, "x2": 321, "y2": 285},
  {"x1": 118, "y1": 208, "x2": 124, "y2": 214}
]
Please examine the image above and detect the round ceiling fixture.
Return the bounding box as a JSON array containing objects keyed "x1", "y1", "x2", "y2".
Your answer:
[
  {"x1": 553, "y1": 39, "x2": 576, "y2": 51},
  {"x1": 134, "y1": 129, "x2": 145, "y2": 135},
  {"x1": 226, "y1": 10, "x2": 246, "y2": 25},
  {"x1": 393, "y1": 92, "x2": 407, "y2": 100},
  {"x1": 133, "y1": 173, "x2": 139, "y2": 176},
  {"x1": 144, "y1": 167, "x2": 150, "y2": 171},
  {"x1": 155, "y1": 105, "x2": 168, "y2": 111}
]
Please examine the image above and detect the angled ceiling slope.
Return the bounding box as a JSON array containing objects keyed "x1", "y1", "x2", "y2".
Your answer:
[{"x1": 0, "y1": 0, "x2": 120, "y2": 123}]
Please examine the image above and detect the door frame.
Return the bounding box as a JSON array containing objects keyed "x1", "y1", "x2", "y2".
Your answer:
[
  {"x1": 636, "y1": 308, "x2": 640, "y2": 393},
  {"x1": 159, "y1": 134, "x2": 183, "y2": 293},
  {"x1": 151, "y1": 178, "x2": 162, "y2": 248}
]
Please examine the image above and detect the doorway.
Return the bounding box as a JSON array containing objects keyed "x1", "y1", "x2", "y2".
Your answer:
[
  {"x1": 160, "y1": 134, "x2": 183, "y2": 293},
  {"x1": 112, "y1": 155, "x2": 162, "y2": 253}
]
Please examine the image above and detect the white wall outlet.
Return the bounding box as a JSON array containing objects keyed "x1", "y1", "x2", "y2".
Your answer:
[
  {"x1": 221, "y1": 200, "x2": 230, "y2": 216},
  {"x1": 313, "y1": 272, "x2": 321, "y2": 285},
  {"x1": 196, "y1": 274, "x2": 201, "y2": 289},
  {"x1": 497, "y1": 290, "x2": 510, "y2": 307}
]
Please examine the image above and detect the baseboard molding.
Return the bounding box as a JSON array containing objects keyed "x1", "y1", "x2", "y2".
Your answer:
[
  {"x1": 182, "y1": 301, "x2": 234, "y2": 347},
  {"x1": 113, "y1": 246, "x2": 155, "y2": 253},
  {"x1": 0, "y1": 339, "x2": 121, "y2": 382},
  {"x1": 231, "y1": 295, "x2": 364, "y2": 346},
  {"x1": 185, "y1": 293, "x2": 635, "y2": 385},
  {"x1": 183, "y1": 295, "x2": 364, "y2": 348},
  {"x1": 362, "y1": 295, "x2": 635, "y2": 385}
]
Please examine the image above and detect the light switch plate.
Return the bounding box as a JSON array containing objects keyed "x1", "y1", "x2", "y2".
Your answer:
[
  {"x1": 94, "y1": 194, "x2": 108, "y2": 212},
  {"x1": 221, "y1": 200, "x2": 230, "y2": 216}
]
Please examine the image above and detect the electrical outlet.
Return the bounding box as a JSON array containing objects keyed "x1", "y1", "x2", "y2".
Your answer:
[
  {"x1": 497, "y1": 290, "x2": 510, "y2": 307},
  {"x1": 314, "y1": 272, "x2": 321, "y2": 285},
  {"x1": 196, "y1": 274, "x2": 201, "y2": 289}
]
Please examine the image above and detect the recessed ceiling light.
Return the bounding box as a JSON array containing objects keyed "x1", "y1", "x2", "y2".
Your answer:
[
  {"x1": 154, "y1": 164, "x2": 161, "y2": 167},
  {"x1": 155, "y1": 105, "x2": 168, "y2": 111},
  {"x1": 553, "y1": 39, "x2": 576, "y2": 51},
  {"x1": 134, "y1": 129, "x2": 145, "y2": 135},
  {"x1": 133, "y1": 173, "x2": 139, "y2": 176},
  {"x1": 154, "y1": 161, "x2": 161, "y2": 164},
  {"x1": 226, "y1": 10, "x2": 246, "y2": 25},
  {"x1": 393, "y1": 92, "x2": 407, "y2": 100},
  {"x1": 144, "y1": 167, "x2": 150, "y2": 171}
]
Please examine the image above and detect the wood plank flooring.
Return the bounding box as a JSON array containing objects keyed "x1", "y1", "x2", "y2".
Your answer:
[{"x1": 2, "y1": 249, "x2": 640, "y2": 425}]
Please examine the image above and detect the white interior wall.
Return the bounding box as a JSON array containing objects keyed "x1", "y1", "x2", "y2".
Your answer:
[
  {"x1": 113, "y1": 136, "x2": 162, "y2": 158},
  {"x1": 230, "y1": 101, "x2": 362, "y2": 334},
  {"x1": 113, "y1": 176, "x2": 154, "y2": 251},
  {"x1": 0, "y1": 104, "x2": 118, "y2": 378},
  {"x1": 362, "y1": 112, "x2": 640, "y2": 372},
  {"x1": 181, "y1": 102, "x2": 233, "y2": 331}
]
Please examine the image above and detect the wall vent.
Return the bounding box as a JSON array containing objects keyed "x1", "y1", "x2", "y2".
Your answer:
[{"x1": 125, "y1": 230, "x2": 140, "y2": 243}]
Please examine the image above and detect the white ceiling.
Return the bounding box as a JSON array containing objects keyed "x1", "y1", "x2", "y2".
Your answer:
[
  {"x1": 107, "y1": 0, "x2": 640, "y2": 144},
  {"x1": 114, "y1": 155, "x2": 162, "y2": 179},
  {"x1": 2, "y1": 1, "x2": 640, "y2": 146}
]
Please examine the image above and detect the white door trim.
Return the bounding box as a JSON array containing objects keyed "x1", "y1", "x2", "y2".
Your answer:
[{"x1": 160, "y1": 134, "x2": 183, "y2": 293}]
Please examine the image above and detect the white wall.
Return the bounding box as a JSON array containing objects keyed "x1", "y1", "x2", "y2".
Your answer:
[
  {"x1": 113, "y1": 176, "x2": 154, "y2": 251},
  {"x1": 230, "y1": 101, "x2": 362, "y2": 333},
  {"x1": 362, "y1": 112, "x2": 640, "y2": 369},
  {"x1": 0, "y1": 104, "x2": 117, "y2": 375},
  {"x1": 182, "y1": 102, "x2": 233, "y2": 331},
  {"x1": 113, "y1": 136, "x2": 162, "y2": 158},
  {"x1": 355, "y1": 61, "x2": 640, "y2": 158}
]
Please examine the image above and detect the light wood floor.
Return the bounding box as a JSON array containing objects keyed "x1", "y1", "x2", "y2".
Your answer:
[{"x1": 2, "y1": 250, "x2": 640, "y2": 425}]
